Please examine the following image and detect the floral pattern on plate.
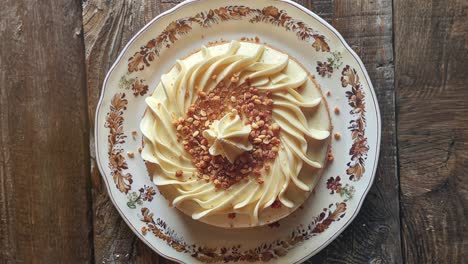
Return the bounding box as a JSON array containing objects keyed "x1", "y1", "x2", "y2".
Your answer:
[{"x1": 95, "y1": 1, "x2": 380, "y2": 263}]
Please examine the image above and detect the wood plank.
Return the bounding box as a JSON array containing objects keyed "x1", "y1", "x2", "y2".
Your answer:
[
  {"x1": 306, "y1": 0, "x2": 402, "y2": 262},
  {"x1": 0, "y1": 0, "x2": 92, "y2": 263},
  {"x1": 395, "y1": 0, "x2": 468, "y2": 263},
  {"x1": 83, "y1": 0, "x2": 180, "y2": 263}
]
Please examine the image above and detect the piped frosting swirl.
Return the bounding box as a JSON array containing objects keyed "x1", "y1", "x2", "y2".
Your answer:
[{"x1": 140, "y1": 41, "x2": 331, "y2": 227}]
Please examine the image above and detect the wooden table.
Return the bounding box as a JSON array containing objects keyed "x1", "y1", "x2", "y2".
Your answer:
[{"x1": 1, "y1": 0, "x2": 466, "y2": 263}]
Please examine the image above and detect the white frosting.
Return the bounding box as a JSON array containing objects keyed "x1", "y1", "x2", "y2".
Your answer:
[
  {"x1": 140, "y1": 41, "x2": 331, "y2": 227},
  {"x1": 202, "y1": 111, "x2": 252, "y2": 163}
]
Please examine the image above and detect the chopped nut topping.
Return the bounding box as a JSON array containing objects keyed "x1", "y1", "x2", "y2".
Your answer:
[
  {"x1": 175, "y1": 170, "x2": 183, "y2": 177},
  {"x1": 334, "y1": 107, "x2": 340, "y2": 114},
  {"x1": 127, "y1": 151, "x2": 135, "y2": 158},
  {"x1": 334, "y1": 132, "x2": 341, "y2": 140},
  {"x1": 173, "y1": 79, "x2": 281, "y2": 189},
  {"x1": 271, "y1": 200, "x2": 282, "y2": 209},
  {"x1": 327, "y1": 150, "x2": 334, "y2": 161},
  {"x1": 271, "y1": 123, "x2": 280, "y2": 132}
]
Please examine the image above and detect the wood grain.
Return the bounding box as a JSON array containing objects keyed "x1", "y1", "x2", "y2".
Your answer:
[
  {"x1": 83, "y1": 0, "x2": 181, "y2": 263},
  {"x1": 395, "y1": 0, "x2": 468, "y2": 263},
  {"x1": 306, "y1": 0, "x2": 402, "y2": 263},
  {"x1": 0, "y1": 0, "x2": 92, "y2": 263}
]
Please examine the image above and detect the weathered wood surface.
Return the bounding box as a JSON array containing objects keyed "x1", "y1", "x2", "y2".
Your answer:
[
  {"x1": 0, "y1": 0, "x2": 92, "y2": 263},
  {"x1": 1, "y1": 0, "x2": 466, "y2": 263},
  {"x1": 82, "y1": 0, "x2": 402, "y2": 263},
  {"x1": 307, "y1": 0, "x2": 401, "y2": 263},
  {"x1": 83, "y1": 0, "x2": 179, "y2": 263},
  {"x1": 395, "y1": 0, "x2": 468, "y2": 263}
]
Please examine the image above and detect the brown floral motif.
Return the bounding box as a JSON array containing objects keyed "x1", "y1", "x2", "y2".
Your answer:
[
  {"x1": 105, "y1": 93, "x2": 133, "y2": 193},
  {"x1": 131, "y1": 78, "x2": 149, "y2": 96},
  {"x1": 128, "y1": 5, "x2": 330, "y2": 72},
  {"x1": 140, "y1": 203, "x2": 346, "y2": 262},
  {"x1": 127, "y1": 185, "x2": 157, "y2": 209},
  {"x1": 326, "y1": 176, "x2": 356, "y2": 201},
  {"x1": 342, "y1": 65, "x2": 369, "y2": 181},
  {"x1": 311, "y1": 202, "x2": 347, "y2": 234},
  {"x1": 118, "y1": 75, "x2": 149, "y2": 97},
  {"x1": 311, "y1": 35, "x2": 330, "y2": 52},
  {"x1": 316, "y1": 61, "x2": 333, "y2": 77},
  {"x1": 317, "y1": 51, "x2": 343, "y2": 78},
  {"x1": 326, "y1": 176, "x2": 342, "y2": 194}
]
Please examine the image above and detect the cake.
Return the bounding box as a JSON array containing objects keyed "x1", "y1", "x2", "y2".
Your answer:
[{"x1": 140, "y1": 41, "x2": 331, "y2": 228}]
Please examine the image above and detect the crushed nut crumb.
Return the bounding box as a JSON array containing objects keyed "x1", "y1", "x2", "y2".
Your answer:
[
  {"x1": 271, "y1": 200, "x2": 282, "y2": 209},
  {"x1": 334, "y1": 132, "x2": 341, "y2": 140},
  {"x1": 173, "y1": 79, "x2": 281, "y2": 189}
]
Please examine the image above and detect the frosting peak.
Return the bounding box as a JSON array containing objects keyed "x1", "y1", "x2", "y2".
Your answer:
[{"x1": 202, "y1": 111, "x2": 253, "y2": 163}]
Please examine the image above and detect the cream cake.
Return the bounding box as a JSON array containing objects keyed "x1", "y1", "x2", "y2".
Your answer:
[{"x1": 140, "y1": 41, "x2": 331, "y2": 228}]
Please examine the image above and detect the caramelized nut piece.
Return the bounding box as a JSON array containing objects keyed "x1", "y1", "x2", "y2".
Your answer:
[{"x1": 271, "y1": 123, "x2": 280, "y2": 132}]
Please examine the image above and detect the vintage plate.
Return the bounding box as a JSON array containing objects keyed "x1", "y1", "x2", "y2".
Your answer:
[{"x1": 95, "y1": 0, "x2": 381, "y2": 263}]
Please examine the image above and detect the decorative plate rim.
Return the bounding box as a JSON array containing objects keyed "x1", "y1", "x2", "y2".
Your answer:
[{"x1": 94, "y1": 0, "x2": 382, "y2": 263}]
